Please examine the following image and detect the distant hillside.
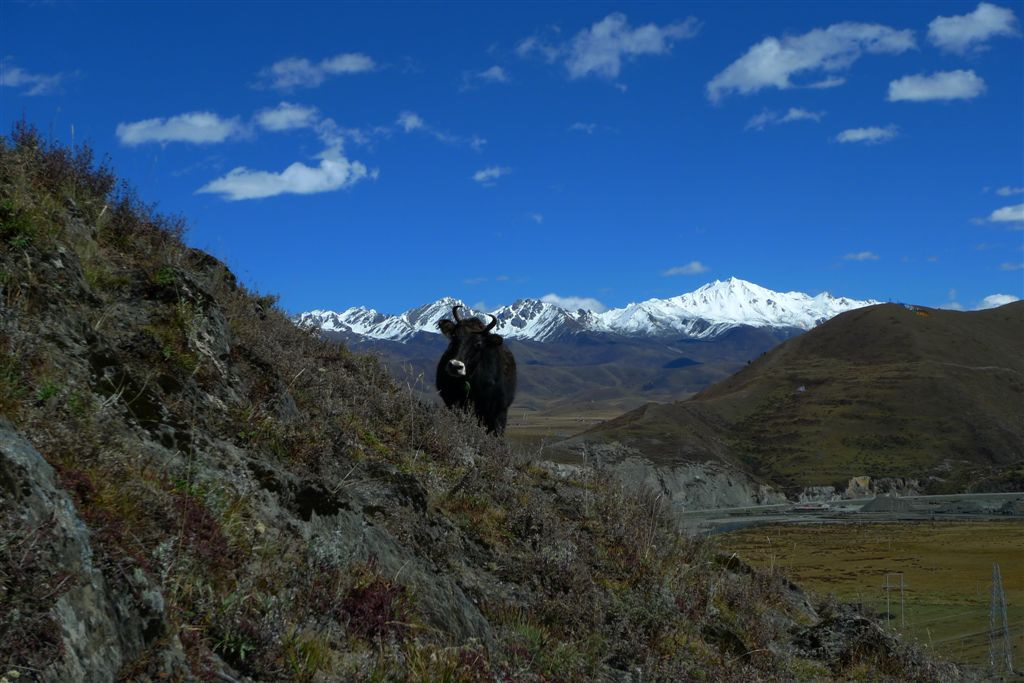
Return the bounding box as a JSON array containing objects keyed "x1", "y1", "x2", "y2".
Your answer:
[
  {"x1": 563, "y1": 303, "x2": 1024, "y2": 493},
  {"x1": 337, "y1": 324, "x2": 801, "y2": 413}
]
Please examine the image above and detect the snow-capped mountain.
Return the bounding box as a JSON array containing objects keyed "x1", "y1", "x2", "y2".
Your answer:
[{"x1": 297, "y1": 278, "x2": 879, "y2": 343}]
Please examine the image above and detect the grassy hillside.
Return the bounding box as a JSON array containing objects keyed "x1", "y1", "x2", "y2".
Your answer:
[
  {"x1": 565, "y1": 303, "x2": 1024, "y2": 493},
  {"x1": 0, "y1": 125, "x2": 963, "y2": 681}
]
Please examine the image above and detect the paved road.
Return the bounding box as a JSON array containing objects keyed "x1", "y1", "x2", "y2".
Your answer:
[{"x1": 678, "y1": 491, "x2": 1024, "y2": 535}]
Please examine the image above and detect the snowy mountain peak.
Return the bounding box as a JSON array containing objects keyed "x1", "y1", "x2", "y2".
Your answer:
[{"x1": 298, "y1": 279, "x2": 879, "y2": 343}]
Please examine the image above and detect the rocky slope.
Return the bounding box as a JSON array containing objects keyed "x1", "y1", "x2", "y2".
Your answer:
[{"x1": 0, "y1": 126, "x2": 964, "y2": 681}]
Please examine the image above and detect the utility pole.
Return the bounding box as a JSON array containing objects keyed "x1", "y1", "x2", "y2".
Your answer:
[
  {"x1": 989, "y1": 562, "x2": 1014, "y2": 675},
  {"x1": 883, "y1": 572, "x2": 905, "y2": 629}
]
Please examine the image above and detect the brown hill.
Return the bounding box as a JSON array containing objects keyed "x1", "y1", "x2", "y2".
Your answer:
[{"x1": 565, "y1": 303, "x2": 1024, "y2": 493}]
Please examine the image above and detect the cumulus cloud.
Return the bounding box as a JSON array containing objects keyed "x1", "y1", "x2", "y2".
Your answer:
[
  {"x1": 472, "y1": 166, "x2": 510, "y2": 185},
  {"x1": 707, "y1": 22, "x2": 916, "y2": 102},
  {"x1": 836, "y1": 125, "x2": 898, "y2": 144},
  {"x1": 888, "y1": 70, "x2": 986, "y2": 102},
  {"x1": 843, "y1": 251, "x2": 880, "y2": 261},
  {"x1": 0, "y1": 60, "x2": 65, "y2": 96},
  {"x1": 258, "y1": 52, "x2": 376, "y2": 90},
  {"x1": 996, "y1": 186, "x2": 1024, "y2": 196},
  {"x1": 541, "y1": 293, "x2": 607, "y2": 313},
  {"x1": 976, "y1": 293, "x2": 1021, "y2": 309},
  {"x1": 116, "y1": 112, "x2": 243, "y2": 146},
  {"x1": 518, "y1": 13, "x2": 698, "y2": 81},
  {"x1": 928, "y1": 2, "x2": 1019, "y2": 53},
  {"x1": 745, "y1": 107, "x2": 824, "y2": 130},
  {"x1": 662, "y1": 261, "x2": 711, "y2": 276},
  {"x1": 255, "y1": 102, "x2": 319, "y2": 131},
  {"x1": 989, "y1": 203, "x2": 1024, "y2": 223},
  {"x1": 197, "y1": 150, "x2": 371, "y2": 201}
]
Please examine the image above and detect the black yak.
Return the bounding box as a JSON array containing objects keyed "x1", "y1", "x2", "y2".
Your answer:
[{"x1": 436, "y1": 305, "x2": 516, "y2": 434}]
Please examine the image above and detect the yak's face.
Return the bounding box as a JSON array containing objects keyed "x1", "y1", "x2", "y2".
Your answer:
[{"x1": 438, "y1": 318, "x2": 503, "y2": 379}]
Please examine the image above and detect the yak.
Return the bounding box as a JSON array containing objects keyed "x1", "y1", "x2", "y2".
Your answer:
[{"x1": 436, "y1": 305, "x2": 517, "y2": 435}]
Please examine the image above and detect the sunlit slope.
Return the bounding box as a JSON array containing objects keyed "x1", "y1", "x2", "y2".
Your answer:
[{"x1": 570, "y1": 303, "x2": 1024, "y2": 491}]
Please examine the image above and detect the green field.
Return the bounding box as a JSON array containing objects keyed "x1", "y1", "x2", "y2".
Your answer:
[{"x1": 720, "y1": 521, "x2": 1024, "y2": 669}]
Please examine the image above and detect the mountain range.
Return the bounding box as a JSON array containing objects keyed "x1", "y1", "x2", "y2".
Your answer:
[{"x1": 297, "y1": 277, "x2": 880, "y2": 344}]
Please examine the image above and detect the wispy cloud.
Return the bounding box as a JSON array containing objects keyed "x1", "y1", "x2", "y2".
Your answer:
[
  {"x1": 836, "y1": 125, "x2": 898, "y2": 144},
  {"x1": 843, "y1": 251, "x2": 880, "y2": 261},
  {"x1": 518, "y1": 13, "x2": 698, "y2": 82},
  {"x1": 888, "y1": 70, "x2": 986, "y2": 102},
  {"x1": 541, "y1": 293, "x2": 607, "y2": 312},
  {"x1": 928, "y1": 2, "x2": 1019, "y2": 53},
  {"x1": 0, "y1": 59, "x2": 66, "y2": 96},
  {"x1": 116, "y1": 112, "x2": 243, "y2": 146},
  {"x1": 472, "y1": 166, "x2": 510, "y2": 185},
  {"x1": 999, "y1": 262, "x2": 1023, "y2": 271},
  {"x1": 745, "y1": 107, "x2": 824, "y2": 131},
  {"x1": 478, "y1": 65, "x2": 509, "y2": 83},
  {"x1": 529, "y1": 212, "x2": 544, "y2": 224},
  {"x1": 257, "y1": 52, "x2": 376, "y2": 90},
  {"x1": 989, "y1": 203, "x2": 1024, "y2": 224},
  {"x1": 255, "y1": 102, "x2": 319, "y2": 131},
  {"x1": 662, "y1": 261, "x2": 710, "y2": 276},
  {"x1": 569, "y1": 122, "x2": 598, "y2": 134},
  {"x1": 707, "y1": 22, "x2": 916, "y2": 102},
  {"x1": 396, "y1": 111, "x2": 485, "y2": 150},
  {"x1": 996, "y1": 186, "x2": 1024, "y2": 196}
]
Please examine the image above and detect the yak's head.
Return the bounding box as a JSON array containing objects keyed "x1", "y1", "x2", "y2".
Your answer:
[{"x1": 438, "y1": 305, "x2": 503, "y2": 379}]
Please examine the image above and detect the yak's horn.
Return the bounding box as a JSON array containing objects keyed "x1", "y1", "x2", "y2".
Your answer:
[
  {"x1": 485, "y1": 314, "x2": 498, "y2": 332},
  {"x1": 452, "y1": 305, "x2": 464, "y2": 322}
]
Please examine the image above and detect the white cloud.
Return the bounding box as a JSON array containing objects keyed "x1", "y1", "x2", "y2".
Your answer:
[
  {"x1": 529, "y1": 213, "x2": 544, "y2": 224},
  {"x1": 843, "y1": 251, "x2": 880, "y2": 261},
  {"x1": 472, "y1": 166, "x2": 511, "y2": 185},
  {"x1": 116, "y1": 112, "x2": 243, "y2": 146},
  {"x1": 258, "y1": 52, "x2": 376, "y2": 90},
  {"x1": 0, "y1": 60, "x2": 64, "y2": 95},
  {"x1": 396, "y1": 111, "x2": 484, "y2": 150},
  {"x1": 746, "y1": 107, "x2": 824, "y2": 130},
  {"x1": 478, "y1": 65, "x2": 509, "y2": 83},
  {"x1": 707, "y1": 22, "x2": 916, "y2": 102},
  {"x1": 888, "y1": 70, "x2": 986, "y2": 102},
  {"x1": 928, "y1": 2, "x2": 1019, "y2": 53},
  {"x1": 256, "y1": 102, "x2": 319, "y2": 131},
  {"x1": 569, "y1": 122, "x2": 598, "y2": 134},
  {"x1": 996, "y1": 186, "x2": 1024, "y2": 196},
  {"x1": 990, "y1": 203, "x2": 1024, "y2": 223},
  {"x1": 565, "y1": 13, "x2": 699, "y2": 80},
  {"x1": 836, "y1": 125, "x2": 898, "y2": 144},
  {"x1": 976, "y1": 293, "x2": 1021, "y2": 309},
  {"x1": 541, "y1": 293, "x2": 607, "y2": 313},
  {"x1": 518, "y1": 13, "x2": 698, "y2": 81},
  {"x1": 1000, "y1": 262, "x2": 1023, "y2": 271},
  {"x1": 396, "y1": 111, "x2": 425, "y2": 132},
  {"x1": 197, "y1": 151, "x2": 371, "y2": 201},
  {"x1": 807, "y1": 76, "x2": 847, "y2": 89},
  {"x1": 662, "y1": 261, "x2": 710, "y2": 276}
]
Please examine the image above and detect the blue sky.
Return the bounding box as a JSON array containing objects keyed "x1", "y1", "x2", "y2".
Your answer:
[{"x1": 2, "y1": 1, "x2": 1022, "y2": 315}]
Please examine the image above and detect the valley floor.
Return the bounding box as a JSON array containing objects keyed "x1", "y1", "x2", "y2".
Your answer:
[{"x1": 718, "y1": 520, "x2": 1024, "y2": 671}]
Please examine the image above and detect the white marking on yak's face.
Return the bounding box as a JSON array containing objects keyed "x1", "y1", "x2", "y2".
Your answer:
[{"x1": 448, "y1": 359, "x2": 467, "y2": 377}]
